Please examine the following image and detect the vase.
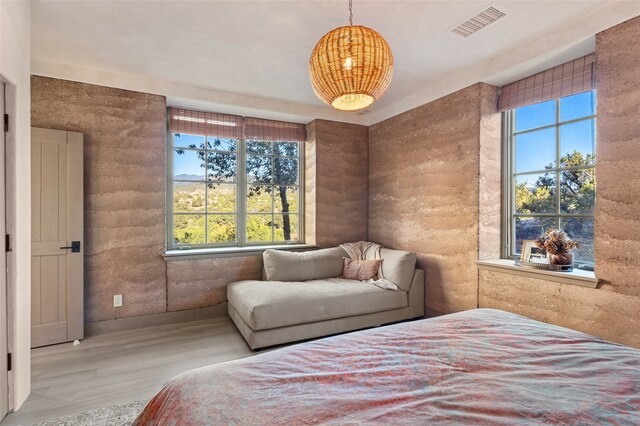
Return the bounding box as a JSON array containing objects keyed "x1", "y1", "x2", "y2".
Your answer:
[{"x1": 549, "y1": 252, "x2": 573, "y2": 266}]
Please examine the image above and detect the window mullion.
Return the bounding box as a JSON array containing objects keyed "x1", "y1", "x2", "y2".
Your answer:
[
  {"x1": 513, "y1": 114, "x2": 596, "y2": 136},
  {"x1": 514, "y1": 164, "x2": 595, "y2": 176},
  {"x1": 509, "y1": 110, "x2": 516, "y2": 257},
  {"x1": 298, "y1": 141, "x2": 305, "y2": 245},
  {"x1": 555, "y1": 98, "x2": 561, "y2": 229},
  {"x1": 271, "y1": 150, "x2": 275, "y2": 243},
  {"x1": 502, "y1": 110, "x2": 513, "y2": 258},
  {"x1": 167, "y1": 132, "x2": 175, "y2": 249},
  {"x1": 204, "y1": 147, "x2": 209, "y2": 245},
  {"x1": 238, "y1": 138, "x2": 247, "y2": 247}
]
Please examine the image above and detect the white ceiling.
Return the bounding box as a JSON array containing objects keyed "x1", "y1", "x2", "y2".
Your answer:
[{"x1": 31, "y1": 1, "x2": 640, "y2": 126}]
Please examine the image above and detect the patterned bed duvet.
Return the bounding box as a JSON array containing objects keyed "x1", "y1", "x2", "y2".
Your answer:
[{"x1": 134, "y1": 308, "x2": 640, "y2": 425}]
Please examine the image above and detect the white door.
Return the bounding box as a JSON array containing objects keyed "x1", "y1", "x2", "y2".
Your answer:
[
  {"x1": 0, "y1": 82, "x2": 9, "y2": 421},
  {"x1": 31, "y1": 128, "x2": 83, "y2": 348}
]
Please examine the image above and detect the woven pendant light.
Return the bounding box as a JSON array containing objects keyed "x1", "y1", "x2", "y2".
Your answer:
[{"x1": 309, "y1": 1, "x2": 393, "y2": 111}]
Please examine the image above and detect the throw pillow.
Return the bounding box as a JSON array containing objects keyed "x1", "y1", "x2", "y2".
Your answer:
[{"x1": 341, "y1": 258, "x2": 382, "y2": 281}]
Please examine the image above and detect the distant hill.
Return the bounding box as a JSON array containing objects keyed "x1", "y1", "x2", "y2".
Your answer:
[{"x1": 174, "y1": 174, "x2": 202, "y2": 181}]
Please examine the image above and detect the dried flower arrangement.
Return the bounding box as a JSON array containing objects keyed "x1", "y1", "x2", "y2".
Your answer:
[{"x1": 536, "y1": 229, "x2": 580, "y2": 254}]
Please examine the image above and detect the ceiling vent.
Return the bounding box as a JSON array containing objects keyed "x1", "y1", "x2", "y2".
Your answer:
[{"x1": 451, "y1": 6, "x2": 506, "y2": 38}]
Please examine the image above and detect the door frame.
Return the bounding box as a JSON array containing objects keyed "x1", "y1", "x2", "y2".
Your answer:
[
  {"x1": 1, "y1": 77, "x2": 15, "y2": 415},
  {"x1": 1, "y1": 80, "x2": 8, "y2": 420}
]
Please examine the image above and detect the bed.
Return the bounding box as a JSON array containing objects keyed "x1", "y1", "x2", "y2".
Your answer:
[{"x1": 134, "y1": 309, "x2": 640, "y2": 425}]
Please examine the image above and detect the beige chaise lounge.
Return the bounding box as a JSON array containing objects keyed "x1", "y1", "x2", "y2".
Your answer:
[{"x1": 227, "y1": 245, "x2": 425, "y2": 349}]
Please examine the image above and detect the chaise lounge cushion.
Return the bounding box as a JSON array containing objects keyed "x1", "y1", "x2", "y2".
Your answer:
[
  {"x1": 380, "y1": 248, "x2": 417, "y2": 292},
  {"x1": 263, "y1": 247, "x2": 347, "y2": 282},
  {"x1": 227, "y1": 278, "x2": 407, "y2": 331}
]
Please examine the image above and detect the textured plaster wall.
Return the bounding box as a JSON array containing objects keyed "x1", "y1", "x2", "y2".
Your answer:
[
  {"x1": 166, "y1": 257, "x2": 262, "y2": 312},
  {"x1": 479, "y1": 270, "x2": 640, "y2": 347},
  {"x1": 478, "y1": 85, "x2": 503, "y2": 261},
  {"x1": 594, "y1": 16, "x2": 640, "y2": 296},
  {"x1": 306, "y1": 120, "x2": 369, "y2": 247},
  {"x1": 31, "y1": 77, "x2": 167, "y2": 322},
  {"x1": 479, "y1": 16, "x2": 640, "y2": 349},
  {"x1": 369, "y1": 83, "x2": 500, "y2": 315}
]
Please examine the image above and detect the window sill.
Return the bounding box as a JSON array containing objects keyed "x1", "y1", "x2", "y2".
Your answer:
[
  {"x1": 164, "y1": 244, "x2": 319, "y2": 261},
  {"x1": 476, "y1": 259, "x2": 598, "y2": 289}
]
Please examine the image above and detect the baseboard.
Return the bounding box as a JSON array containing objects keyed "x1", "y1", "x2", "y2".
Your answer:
[{"x1": 84, "y1": 303, "x2": 229, "y2": 337}]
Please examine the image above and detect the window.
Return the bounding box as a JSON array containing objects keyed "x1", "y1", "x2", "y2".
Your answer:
[
  {"x1": 168, "y1": 109, "x2": 305, "y2": 250},
  {"x1": 245, "y1": 140, "x2": 301, "y2": 244},
  {"x1": 504, "y1": 91, "x2": 596, "y2": 265}
]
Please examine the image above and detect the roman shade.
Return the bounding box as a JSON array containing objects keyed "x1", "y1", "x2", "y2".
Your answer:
[
  {"x1": 169, "y1": 108, "x2": 306, "y2": 142},
  {"x1": 498, "y1": 53, "x2": 595, "y2": 112},
  {"x1": 169, "y1": 108, "x2": 243, "y2": 139},
  {"x1": 244, "y1": 117, "x2": 307, "y2": 142}
]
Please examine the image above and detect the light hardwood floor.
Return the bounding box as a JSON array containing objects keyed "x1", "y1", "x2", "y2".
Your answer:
[{"x1": 1, "y1": 316, "x2": 258, "y2": 425}]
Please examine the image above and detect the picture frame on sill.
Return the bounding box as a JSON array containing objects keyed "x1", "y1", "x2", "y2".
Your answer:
[{"x1": 521, "y1": 240, "x2": 548, "y2": 264}]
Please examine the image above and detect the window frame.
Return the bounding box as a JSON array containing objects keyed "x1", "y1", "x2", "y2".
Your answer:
[
  {"x1": 166, "y1": 132, "x2": 305, "y2": 251},
  {"x1": 501, "y1": 93, "x2": 596, "y2": 267}
]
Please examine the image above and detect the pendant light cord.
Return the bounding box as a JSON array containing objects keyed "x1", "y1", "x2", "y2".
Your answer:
[{"x1": 348, "y1": 0, "x2": 353, "y2": 25}]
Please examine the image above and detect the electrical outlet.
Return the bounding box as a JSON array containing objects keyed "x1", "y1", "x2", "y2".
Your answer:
[{"x1": 113, "y1": 294, "x2": 123, "y2": 307}]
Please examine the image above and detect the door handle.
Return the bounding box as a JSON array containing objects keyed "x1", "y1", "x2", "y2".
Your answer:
[{"x1": 60, "y1": 241, "x2": 81, "y2": 253}]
